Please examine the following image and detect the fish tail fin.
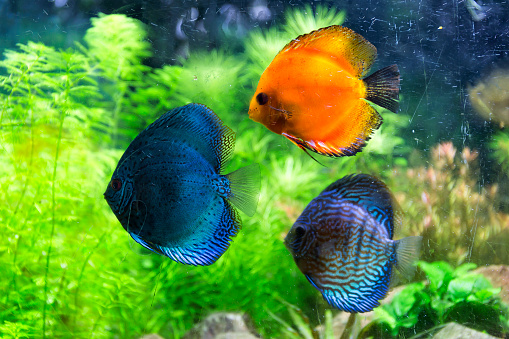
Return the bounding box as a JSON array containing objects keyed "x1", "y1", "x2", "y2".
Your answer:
[
  {"x1": 394, "y1": 236, "x2": 422, "y2": 280},
  {"x1": 364, "y1": 64, "x2": 400, "y2": 113},
  {"x1": 225, "y1": 163, "x2": 261, "y2": 217}
]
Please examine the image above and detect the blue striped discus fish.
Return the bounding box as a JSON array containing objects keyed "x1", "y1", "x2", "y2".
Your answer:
[
  {"x1": 284, "y1": 174, "x2": 421, "y2": 313},
  {"x1": 104, "y1": 104, "x2": 260, "y2": 266}
]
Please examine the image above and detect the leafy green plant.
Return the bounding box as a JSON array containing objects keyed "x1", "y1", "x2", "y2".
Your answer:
[{"x1": 361, "y1": 261, "x2": 508, "y2": 338}]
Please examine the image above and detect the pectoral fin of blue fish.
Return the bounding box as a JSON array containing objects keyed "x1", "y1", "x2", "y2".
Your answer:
[
  {"x1": 130, "y1": 198, "x2": 242, "y2": 266},
  {"x1": 323, "y1": 174, "x2": 400, "y2": 238},
  {"x1": 394, "y1": 236, "x2": 422, "y2": 279},
  {"x1": 224, "y1": 163, "x2": 261, "y2": 217}
]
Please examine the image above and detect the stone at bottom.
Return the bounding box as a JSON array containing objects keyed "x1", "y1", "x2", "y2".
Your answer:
[{"x1": 432, "y1": 322, "x2": 500, "y2": 339}]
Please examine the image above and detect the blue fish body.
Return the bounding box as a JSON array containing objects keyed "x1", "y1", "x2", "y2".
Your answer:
[
  {"x1": 104, "y1": 104, "x2": 260, "y2": 266},
  {"x1": 284, "y1": 174, "x2": 421, "y2": 313}
]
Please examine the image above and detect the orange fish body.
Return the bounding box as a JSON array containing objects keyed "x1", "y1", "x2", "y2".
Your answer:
[{"x1": 248, "y1": 25, "x2": 400, "y2": 157}]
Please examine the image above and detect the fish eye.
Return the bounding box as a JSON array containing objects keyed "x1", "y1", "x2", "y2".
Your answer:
[
  {"x1": 256, "y1": 92, "x2": 269, "y2": 105},
  {"x1": 111, "y1": 179, "x2": 122, "y2": 191},
  {"x1": 294, "y1": 225, "x2": 306, "y2": 239}
]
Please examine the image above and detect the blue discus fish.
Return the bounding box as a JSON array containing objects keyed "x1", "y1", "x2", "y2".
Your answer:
[
  {"x1": 104, "y1": 104, "x2": 260, "y2": 266},
  {"x1": 284, "y1": 174, "x2": 421, "y2": 313}
]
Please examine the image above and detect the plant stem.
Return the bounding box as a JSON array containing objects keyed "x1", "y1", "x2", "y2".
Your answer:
[
  {"x1": 42, "y1": 54, "x2": 71, "y2": 339},
  {"x1": 73, "y1": 232, "x2": 107, "y2": 334}
]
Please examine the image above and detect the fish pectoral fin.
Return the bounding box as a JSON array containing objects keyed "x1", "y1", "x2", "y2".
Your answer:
[
  {"x1": 395, "y1": 236, "x2": 423, "y2": 280},
  {"x1": 224, "y1": 163, "x2": 261, "y2": 217},
  {"x1": 282, "y1": 100, "x2": 381, "y2": 158}
]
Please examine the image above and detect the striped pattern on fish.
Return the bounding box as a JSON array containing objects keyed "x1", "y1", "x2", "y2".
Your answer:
[{"x1": 285, "y1": 174, "x2": 421, "y2": 313}]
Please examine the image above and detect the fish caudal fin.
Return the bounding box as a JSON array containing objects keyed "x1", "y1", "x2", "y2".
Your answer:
[
  {"x1": 395, "y1": 236, "x2": 422, "y2": 280},
  {"x1": 364, "y1": 64, "x2": 400, "y2": 114},
  {"x1": 226, "y1": 163, "x2": 261, "y2": 217}
]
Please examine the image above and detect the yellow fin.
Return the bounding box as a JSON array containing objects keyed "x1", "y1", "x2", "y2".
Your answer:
[{"x1": 279, "y1": 25, "x2": 377, "y2": 78}]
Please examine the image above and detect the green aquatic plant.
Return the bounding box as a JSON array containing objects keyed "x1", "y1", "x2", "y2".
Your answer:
[
  {"x1": 268, "y1": 299, "x2": 335, "y2": 339},
  {"x1": 169, "y1": 50, "x2": 249, "y2": 125},
  {"x1": 361, "y1": 261, "x2": 508, "y2": 338},
  {"x1": 130, "y1": 64, "x2": 181, "y2": 124},
  {"x1": 490, "y1": 130, "x2": 509, "y2": 174},
  {"x1": 84, "y1": 13, "x2": 152, "y2": 144},
  {"x1": 244, "y1": 26, "x2": 289, "y2": 84},
  {"x1": 283, "y1": 4, "x2": 346, "y2": 38},
  {"x1": 0, "y1": 20, "x2": 167, "y2": 338}
]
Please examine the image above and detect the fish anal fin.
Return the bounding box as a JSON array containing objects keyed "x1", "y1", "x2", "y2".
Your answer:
[
  {"x1": 280, "y1": 25, "x2": 377, "y2": 78},
  {"x1": 130, "y1": 200, "x2": 242, "y2": 266},
  {"x1": 364, "y1": 64, "x2": 400, "y2": 114},
  {"x1": 283, "y1": 100, "x2": 381, "y2": 158}
]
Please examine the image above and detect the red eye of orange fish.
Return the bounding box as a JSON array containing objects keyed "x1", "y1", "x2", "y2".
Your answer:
[
  {"x1": 256, "y1": 92, "x2": 269, "y2": 105},
  {"x1": 111, "y1": 179, "x2": 122, "y2": 191}
]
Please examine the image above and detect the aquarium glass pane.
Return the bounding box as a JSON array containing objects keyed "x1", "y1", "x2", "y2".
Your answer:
[{"x1": 1, "y1": 1, "x2": 508, "y2": 338}]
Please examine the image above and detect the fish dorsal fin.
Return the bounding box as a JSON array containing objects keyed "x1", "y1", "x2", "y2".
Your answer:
[
  {"x1": 323, "y1": 174, "x2": 398, "y2": 239},
  {"x1": 122, "y1": 104, "x2": 235, "y2": 173},
  {"x1": 278, "y1": 25, "x2": 377, "y2": 78}
]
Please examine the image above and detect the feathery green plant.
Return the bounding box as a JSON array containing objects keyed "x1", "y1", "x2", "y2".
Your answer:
[
  {"x1": 0, "y1": 15, "x2": 159, "y2": 338},
  {"x1": 283, "y1": 4, "x2": 346, "y2": 37},
  {"x1": 130, "y1": 65, "x2": 182, "y2": 124},
  {"x1": 84, "y1": 13, "x2": 152, "y2": 145},
  {"x1": 244, "y1": 26, "x2": 288, "y2": 84},
  {"x1": 168, "y1": 50, "x2": 250, "y2": 125}
]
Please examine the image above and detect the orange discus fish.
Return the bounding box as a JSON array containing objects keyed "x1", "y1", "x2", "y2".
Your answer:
[{"x1": 248, "y1": 25, "x2": 400, "y2": 157}]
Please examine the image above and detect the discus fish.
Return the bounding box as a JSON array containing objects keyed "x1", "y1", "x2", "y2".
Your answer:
[
  {"x1": 104, "y1": 104, "x2": 260, "y2": 266},
  {"x1": 248, "y1": 25, "x2": 400, "y2": 158},
  {"x1": 284, "y1": 174, "x2": 421, "y2": 312}
]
